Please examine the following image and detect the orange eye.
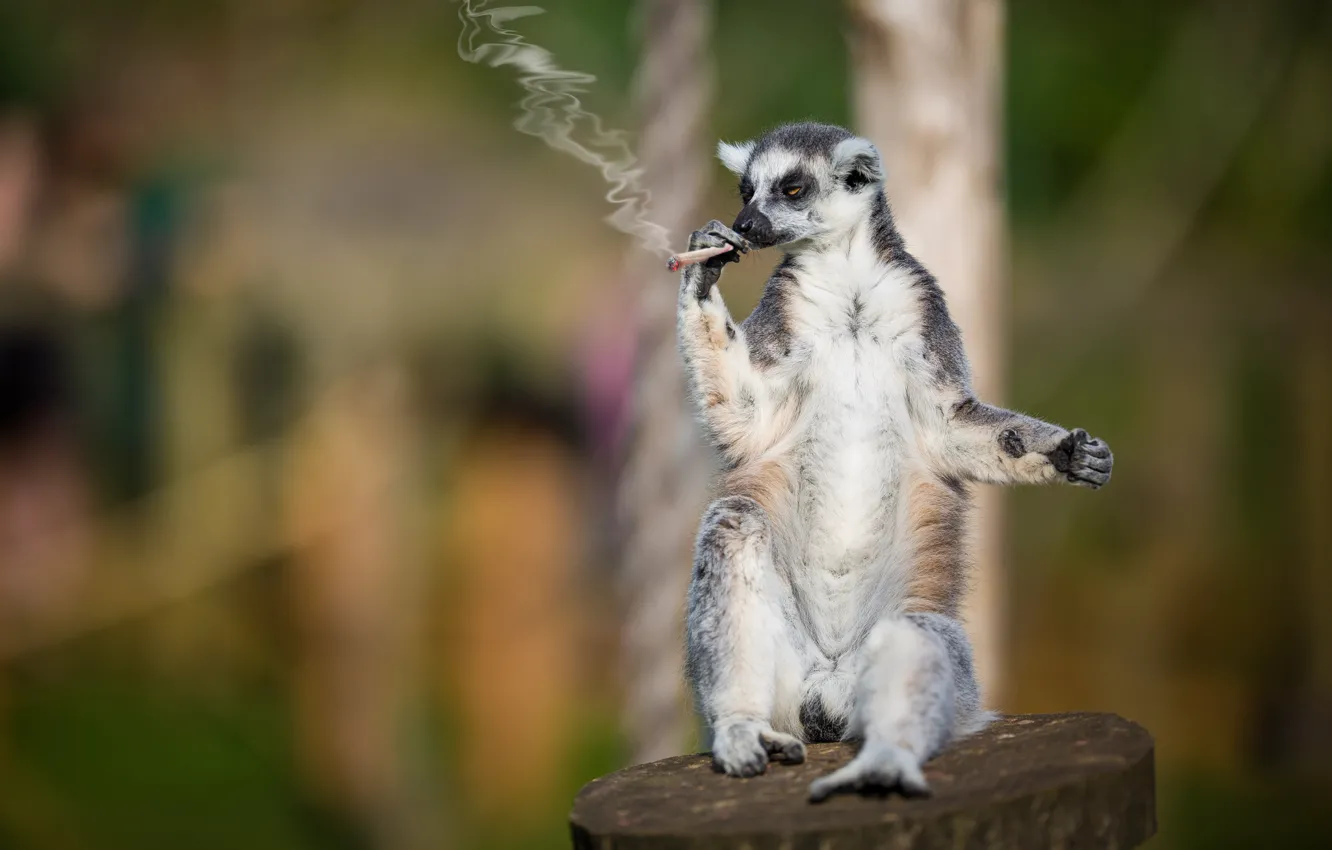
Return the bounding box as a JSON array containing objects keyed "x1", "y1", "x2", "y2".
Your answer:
[{"x1": 785, "y1": 186, "x2": 803, "y2": 197}]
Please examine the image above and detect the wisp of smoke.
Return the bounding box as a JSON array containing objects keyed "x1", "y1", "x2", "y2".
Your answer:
[{"x1": 456, "y1": 1, "x2": 671, "y2": 256}]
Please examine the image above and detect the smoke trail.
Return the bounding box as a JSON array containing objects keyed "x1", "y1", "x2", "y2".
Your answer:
[{"x1": 456, "y1": 1, "x2": 671, "y2": 256}]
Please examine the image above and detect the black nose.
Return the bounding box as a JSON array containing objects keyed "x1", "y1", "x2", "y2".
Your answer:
[{"x1": 735, "y1": 219, "x2": 754, "y2": 234}]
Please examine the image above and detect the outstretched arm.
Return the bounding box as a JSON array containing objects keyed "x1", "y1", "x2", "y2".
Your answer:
[
  {"x1": 930, "y1": 396, "x2": 1113, "y2": 488},
  {"x1": 901, "y1": 284, "x2": 1112, "y2": 489},
  {"x1": 677, "y1": 220, "x2": 771, "y2": 462}
]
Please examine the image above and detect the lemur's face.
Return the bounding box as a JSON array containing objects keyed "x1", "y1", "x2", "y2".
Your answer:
[{"x1": 717, "y1": 123, "x2": 884, "y2": 250}]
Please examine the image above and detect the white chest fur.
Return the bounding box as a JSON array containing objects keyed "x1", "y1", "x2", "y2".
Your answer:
[{"x1": 778, "y1": 244, "x2": 924, "y2": 652}]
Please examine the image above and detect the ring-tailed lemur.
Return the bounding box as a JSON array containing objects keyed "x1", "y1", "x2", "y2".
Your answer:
[{"x1": 677, "y1": 122, "x2": 1112, "y2": 802}]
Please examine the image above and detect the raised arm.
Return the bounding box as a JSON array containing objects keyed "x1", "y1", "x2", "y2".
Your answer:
[{"x1": 676, "y1": 220, "x2": 777, "y2": 463}]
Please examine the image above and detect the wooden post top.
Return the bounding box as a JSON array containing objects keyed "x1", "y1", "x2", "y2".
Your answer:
[{"x1": 570, "y1": 712, "x2": 1155, "y2": 850}]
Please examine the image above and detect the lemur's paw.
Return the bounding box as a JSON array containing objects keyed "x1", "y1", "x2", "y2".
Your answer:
[
  {"x1": 687, "y1": 220, "x2": 749, "y2": 267},
  {"x1": 807, "y1": 742, "x2": 929, "y2": 803},
  {"x1": 760, "y1": 728, "x2": 807, "y2": 764},
  {"x1": 710, "y1": 722, "x2": 767, "y2": 777},
  {"x1": 1050, "y1": 428, "x2": 1113, "y2": 489},
  {"x1": 711, "y1": 721, "x2": 804, "y2": 778}
]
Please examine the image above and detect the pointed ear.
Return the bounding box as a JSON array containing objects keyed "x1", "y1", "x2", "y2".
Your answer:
[
  {"x1": 716, "y1": 139, "x2": 755, "y2": 175},
  {"x1": 832, "y1": 136, "x2": 883, "y2": 189}
]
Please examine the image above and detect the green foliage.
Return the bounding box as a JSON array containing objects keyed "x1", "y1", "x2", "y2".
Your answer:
[
  {"x1": 0, "y1": 1, "x2": 58, "y2": 109},
  {"x1": 1159, "y1": 770, "x2": 1332, "y2": 850},
  {"x1": 5, "y1": 675, "x2": 324, "y2": 850}
]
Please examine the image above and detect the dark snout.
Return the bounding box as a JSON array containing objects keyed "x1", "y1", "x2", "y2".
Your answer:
[{"x1": 732, "y1": 203, "x2": 779, "y2": 249}]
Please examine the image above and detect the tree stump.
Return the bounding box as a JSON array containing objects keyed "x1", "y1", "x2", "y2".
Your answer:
[{"x1": 570, "y1": 713, "x2": 1155, "y2": 849}]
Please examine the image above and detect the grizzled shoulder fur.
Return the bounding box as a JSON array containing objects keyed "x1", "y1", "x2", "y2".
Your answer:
[
  {"x1": 742, "y1": 257, "x2": 800, "y2": 369},
  {"x1": 866, "y1": 191, "x2": 971, "y2": 388}
]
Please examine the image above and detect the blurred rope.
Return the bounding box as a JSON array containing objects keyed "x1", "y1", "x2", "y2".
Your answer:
[{"x1": 615, "y1": 0, "x2": 714, "y2": 765}]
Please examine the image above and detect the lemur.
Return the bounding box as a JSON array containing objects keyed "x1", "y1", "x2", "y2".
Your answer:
[{"x1": 677, "y1": 122, "x2": 1112, "y2": 802}]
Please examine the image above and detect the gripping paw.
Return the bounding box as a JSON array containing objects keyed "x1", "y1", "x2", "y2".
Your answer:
[
  {"x1": 808, "y1": 741, "x2": 929, "y2": 803},
  {"x1": 687, "y1": 220, "x2": 749, "y2": 268},
  {"x1": 711, "y1": 720, "x2": 806, "y2": 778},
  {"x1": 1050, "y1": 428, "x2": 1113, "y2": 489}
]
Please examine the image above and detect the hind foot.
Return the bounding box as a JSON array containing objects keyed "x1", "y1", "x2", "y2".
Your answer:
[{"x1": 808, "y1": 740, "x2": 929, "y2": 802}]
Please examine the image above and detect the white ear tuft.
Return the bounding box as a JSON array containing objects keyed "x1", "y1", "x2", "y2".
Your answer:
[
  {"x1": 717, "y1": 140, "x2": 755, "y2": 175},
  {"x1": 832, "y1": 136, "x2": 884, "y2": 184}
]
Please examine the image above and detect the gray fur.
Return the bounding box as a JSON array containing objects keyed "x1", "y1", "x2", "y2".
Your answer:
[
  {"x1": 676, "y1": 123, "x2": 1113, "y2": 799},
  {"x1": 915, "y1": 281, "x2": 969, "y2": 384},
  {"x1": 684, "y1": 495, "x2": 767, "y2": 697},
  {"x1": 908, "y1": 612, "x2": 985, "y2": 727},
  {"x1": 750, "y1": 122, "x2": 855, "y2": 162},
  {"x1": 685, "y1": 495, "x2": 808, "y2": 776},
  {"x1": 742, "y1": 261, "x2": 798, "y2": 369}
]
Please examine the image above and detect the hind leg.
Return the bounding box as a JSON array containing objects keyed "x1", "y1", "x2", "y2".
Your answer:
[
  {"x1": 808, "y1": 613, "x2": 989, "y2": 801},
  {"x1": 686, "y1": 496, "x2": 805, "y2": 777}
]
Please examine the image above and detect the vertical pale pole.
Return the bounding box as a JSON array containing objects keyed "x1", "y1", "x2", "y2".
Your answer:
[{"x1": 849, "y1": 0, "x2": 1009, "y2": 702}]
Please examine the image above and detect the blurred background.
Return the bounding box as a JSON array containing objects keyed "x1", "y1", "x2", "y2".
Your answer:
[{"x1": 0, "y1": 0, "x2": 1329, "y2": 848}]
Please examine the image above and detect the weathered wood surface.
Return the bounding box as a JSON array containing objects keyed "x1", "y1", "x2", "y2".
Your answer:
[{"x1": 570, "y1": 713, "x2": 1155, "y2": 850}]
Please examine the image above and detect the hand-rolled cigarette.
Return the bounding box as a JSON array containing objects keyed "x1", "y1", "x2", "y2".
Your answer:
[{"x1": 666, "y1": 244, "x2": 734, "y2": 272}]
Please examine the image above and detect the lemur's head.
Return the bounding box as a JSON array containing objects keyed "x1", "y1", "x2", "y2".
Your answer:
[{"x1": 717, "y1": 122, "x2": 884, "y2": 250}]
